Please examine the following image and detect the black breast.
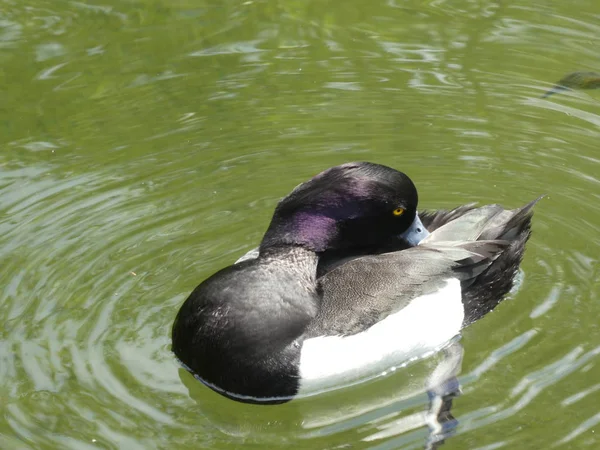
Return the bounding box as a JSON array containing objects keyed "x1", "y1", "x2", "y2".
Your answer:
[{"x1": 172, "y1": 258, "x2": 317, "y2": 404}]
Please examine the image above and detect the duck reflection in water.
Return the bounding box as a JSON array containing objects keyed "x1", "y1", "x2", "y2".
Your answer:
[
  {"x1": 178, "y1": 338, "x2": 465, "y2": 449},
  {"x1": 361, "y1": 340, "x2": 464, "y2": 449}
]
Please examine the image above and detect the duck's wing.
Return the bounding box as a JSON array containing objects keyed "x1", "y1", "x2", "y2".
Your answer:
[
  {"x1": 420, "y1": 204, "x2": 479, "y2": 232},
  {"x1": 421, "y1": 197, "x2": 541, "y2": 242},
  {"x1": 417, "y1": 198, "x2": 541, "y2": 326},
  {"x1": 307, "y1": 240, "x2": 508, "y2": 337}
]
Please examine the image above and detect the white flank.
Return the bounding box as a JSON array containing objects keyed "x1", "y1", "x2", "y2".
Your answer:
[{"x1": 298, "y1": 278, "x2": 464, "y2": 396}]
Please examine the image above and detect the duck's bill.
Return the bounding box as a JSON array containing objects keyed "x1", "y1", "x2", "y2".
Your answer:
[{"x1": 400, "y1": 213, "x2": 430, "y2": 246}]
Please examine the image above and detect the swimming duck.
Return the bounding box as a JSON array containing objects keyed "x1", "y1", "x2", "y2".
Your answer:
[{"x1": 172, "y1": 162, "x2": 539, "y2": 404}]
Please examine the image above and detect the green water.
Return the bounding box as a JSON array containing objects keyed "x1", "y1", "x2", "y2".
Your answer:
[{"x1": 2, "y1": 0, "x2": 600, "y2": 448}]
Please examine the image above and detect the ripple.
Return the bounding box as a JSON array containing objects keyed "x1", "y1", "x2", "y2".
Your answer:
[
  {"x1": 0, "y1": 19, "x2": 22, "y2": 49},
  {"x1": 460, "y1": 345, "x2": 600, "y2": 433},
  {"x1": 2, "y1": 0, "x2": 600, "y2": 448},
  {"x1": 0, "y1": 160, "x2": 219, "y2": 446},
  {"x1": 189, "y1": 40, "x2": 267, "y2": 57}
]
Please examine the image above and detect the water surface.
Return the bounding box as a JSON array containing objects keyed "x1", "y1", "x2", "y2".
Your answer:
[{"x1": 2, "y1": 0, "x2": 600, "y2": 449}]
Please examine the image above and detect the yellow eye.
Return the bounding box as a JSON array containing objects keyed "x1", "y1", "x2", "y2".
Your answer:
[{"x1": 392, "y1": 207, "x2": 405, "y2": 216}]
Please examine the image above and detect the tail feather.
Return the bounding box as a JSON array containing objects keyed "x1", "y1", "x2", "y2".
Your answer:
[
  {"x1": 480, "y1": 196, "x2": 543, "y2": 241},
  {"x1": 420, "y1": 204, "x2": 478, "y2": 232},
  {"x1": 420, "y1": 197, "x2": 542, "y2": 326}
]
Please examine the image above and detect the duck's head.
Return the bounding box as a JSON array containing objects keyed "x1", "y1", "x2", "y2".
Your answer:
[{"x1": 260, "y1": 162, "x2": 429, "y2": 253}]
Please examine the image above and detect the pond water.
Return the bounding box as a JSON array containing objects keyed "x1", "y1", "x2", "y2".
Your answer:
[{"x1": 1, "y1": 1, "x2": 600, "y2": 449}]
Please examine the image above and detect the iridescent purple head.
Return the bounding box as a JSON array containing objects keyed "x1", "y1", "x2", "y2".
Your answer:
[{"x1": 260, "y1": 162, "x2": 428, "y2": 253}]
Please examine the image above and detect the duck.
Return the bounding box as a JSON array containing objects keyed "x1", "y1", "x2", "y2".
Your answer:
[{"x1": 171, "y1": 162, "x2": 539, "y2": 404}]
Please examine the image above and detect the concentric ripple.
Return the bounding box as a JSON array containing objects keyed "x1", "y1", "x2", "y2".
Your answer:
[{"x1": 2, "y1": 0, "x2": 600, "y2": 449}]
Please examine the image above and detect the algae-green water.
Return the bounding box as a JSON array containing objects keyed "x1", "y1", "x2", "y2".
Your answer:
[{"x1": 1, "y1": 1, "x2": 599, "y2": 448}]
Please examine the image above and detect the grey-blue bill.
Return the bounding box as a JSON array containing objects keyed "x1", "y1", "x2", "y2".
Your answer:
[{"x1": 400, "y1": 213, "x2": 430, "y2": 246}]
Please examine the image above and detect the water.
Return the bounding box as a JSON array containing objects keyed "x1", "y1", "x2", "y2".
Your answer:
[{"x1": 1, "y1": 0, "x2": 599, "y2": 448}]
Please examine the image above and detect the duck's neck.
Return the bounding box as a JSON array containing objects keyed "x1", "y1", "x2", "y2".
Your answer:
[
  {"x1": 260, "y1": 211, "x2": 339, "y2": 253},
  {"x1": 259, "y1": 246, "x2": 320, "y2": 287}
]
